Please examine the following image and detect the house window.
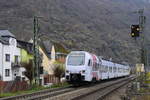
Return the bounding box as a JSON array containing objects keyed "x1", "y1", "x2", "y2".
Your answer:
[
  {"x1": 0, "y1": 75, "x2": 2, "y2": 80},
  {"x1": 5, "y1": 69, "x2": 10, "y2": 77},
  {"x1": 15, "y1": 56, "x2": 19, "y2": 63},
  {"x1": 6, "y1": 54, "x2": 10, "y2": 62},
  {"x1": 22, "y1": 72, "x2": 25, "y2": 75}
]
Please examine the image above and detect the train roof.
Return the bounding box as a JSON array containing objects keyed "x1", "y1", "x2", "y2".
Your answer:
[
  {"x1": 101, "y1": 59, "x2": 114, "y2": 66},
  {"x1": 70, "y1": 51, "x2": 88, "y2": 54},
  {"x1": 68, "y1": 51, "x2": 129, "y2": 68},
  {"x1": 101, "y1": 59, "x2": 129, "y2": 68}
]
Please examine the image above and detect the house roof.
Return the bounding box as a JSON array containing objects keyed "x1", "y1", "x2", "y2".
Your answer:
[
  {"x1": 41, "y1": 39, "x2": 69, "y2": 53},
  {"x1": 0, "y1": 30, "x2": 16, "y2": 45},
  {"x1": 0, "y1": 36, "x2": 8, "y2": 44},
  {"x1": 42, "y1": 40, "x2": 52, "y2": 54},
  {"x1": 39, "y1": 40, "x2": 52, "y2": 59},
  {"x1": 53, "y1": 43, "x2": 68, "y2": 54},
  {"x1": 17, "y1": 40, "x2": 33, "y2": 54},
  {"x1": 0, "y1": 30, "x2": 15, "y2": 38},
  {"x1": 39, "y1": 40, "x2": 69, "y2": 58},
  {"x1": 17, "y1": 39, "x2": 51, "y2": 58}
]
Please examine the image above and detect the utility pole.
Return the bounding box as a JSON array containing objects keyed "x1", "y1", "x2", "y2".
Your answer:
[
  {"x1": 33, "y1": 16, "x2": 40, "y2": 85},
  {"x1": 138, "y1": 9, "x2": 147, "y2": 72},
  {"x1": 33, "y1": 16, "x2": 48, "y2": 85}
]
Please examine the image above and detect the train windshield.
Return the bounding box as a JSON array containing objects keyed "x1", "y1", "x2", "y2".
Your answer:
[{"x1": 67, "y1": 53, "x2": 85, "y2": 66}]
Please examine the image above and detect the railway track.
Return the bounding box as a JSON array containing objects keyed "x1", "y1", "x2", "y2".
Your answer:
[
  {"x1": 0, "y1": 85, "x2": 74, "y2": 100},
  {"x1": 72, "y1": 76, "x2": 135, "y2": 100},
  {"x1": 0, "y1": 76, "x2": 135, "y2": 100},
  {"x1": 47, "y1": 76, "x2": 135, "y2": 100}
]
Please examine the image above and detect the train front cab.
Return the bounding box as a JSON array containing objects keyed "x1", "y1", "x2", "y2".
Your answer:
[
  {"x1": 66, "y1": 73, "x2": 85, "y2": 84},
  {"x1": 65, "y1": 52, "x2": 92, "y2": 84}
]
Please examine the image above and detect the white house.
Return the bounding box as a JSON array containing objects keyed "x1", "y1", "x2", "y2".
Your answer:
[
  {"x1": 0, "y1": 30, "x2": 26, "y2": 81},
  {"x1": 0, "y1": 39, "x2": 3, "y2": 80}
]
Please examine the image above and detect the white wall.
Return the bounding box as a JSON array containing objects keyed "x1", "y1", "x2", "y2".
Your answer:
[
  {"x1": 0, "y1": 43, "x2": 2, "y2": 80},
  {"x1": 11, "y1": 46, "x2": 26, "y2": 81},
  {"x1": 0, "y1": 37, "x2": 28, "y2": 81},
  {"x1": 1, "y1": 37, "x2": 24, "y2": 81},
  {"x1": 2, "y1": 44, "x2": 14, "y2": 81}
]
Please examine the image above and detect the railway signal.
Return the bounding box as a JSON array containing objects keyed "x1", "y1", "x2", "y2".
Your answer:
[{"x1": 131, "y1": 25, "x2": 140, "y2": 37}]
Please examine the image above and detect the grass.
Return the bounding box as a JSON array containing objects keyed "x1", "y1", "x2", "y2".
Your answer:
[
  {"x1": 130, "y1": 73, "x2": 150, "y2": 100},
  {"x1": 145, "y1": 72, "x2": 150, "y2": 83},
  {"x1": 0, "y1": 82, "x2": 69, "y2": 98},
  {"x1": 131, "y1": 95, "x2": 150, "y2": 100},
  {"x1": 51, "y1": 82, "x2": 69, "y2": 88}
]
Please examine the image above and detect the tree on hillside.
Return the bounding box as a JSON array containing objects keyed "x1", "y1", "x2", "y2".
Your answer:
[
  {"x1": 53, "y1": 62, "x2": 65, "y2": 82},
  {"x1": 141, "y1": 48, "x2": 146, "y2": 65},
  {"x1": 21, "y1": 60, "x2": 34, "y2": 85}
]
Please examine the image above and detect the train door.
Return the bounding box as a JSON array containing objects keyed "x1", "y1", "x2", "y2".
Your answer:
[
  {"x1": 101, "y1": 65, "x2": 104, "y2": 80},
  {"x1": 113, "y1": 65, "x2": 117, "y2": 78},
  {"x1": 102, "y1": 65, "x2": 108, "y2": 80},
  {"x1": 108, "y1": 66, "x2": 113, "y2": 79},
  {"x1": 98, "y1": 63, "x2": 102, "y2": 80},
  {"x1": 91, "y1": 55, "x2": 99, "y2": 81},
  {"x1": 86, "y1": 59, "x2": 93, "y2": 81},
  {"x1": 112, "y1": 65, "x2": 114, "y2": 78},
  {"x1": 92, "y1": 61, "x2": 98, "y2": 81}
]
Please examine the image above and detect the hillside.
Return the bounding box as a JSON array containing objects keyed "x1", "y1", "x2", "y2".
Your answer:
[{"x1": 0, "y1": 0, "x2": 150, "y2": 64}]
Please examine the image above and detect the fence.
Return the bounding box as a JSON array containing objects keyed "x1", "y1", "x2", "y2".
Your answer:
[
  {"x1": 44, "y1": 75, "x2": 59, "y2": 85},
  {"x1": 0, "y1": 81, "x2": 29, "y2": 93}
]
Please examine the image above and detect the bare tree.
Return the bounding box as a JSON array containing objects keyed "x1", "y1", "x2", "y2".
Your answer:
[
  {"x1": 53, "y1": 62, "x2": 65, "y2": 82},
  {"x1": 21, "y1": 60, "x2": 33, "y2": 85}
]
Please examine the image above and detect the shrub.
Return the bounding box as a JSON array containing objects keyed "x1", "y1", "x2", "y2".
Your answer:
[{"x1": 52, "y1": 62, "x2": 65, "y2": 82}]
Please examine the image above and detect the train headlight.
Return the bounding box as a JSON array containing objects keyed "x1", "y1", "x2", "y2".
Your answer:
[
  {"x1": 80, "y1": 70, "x2": 85, "y2": 74},
  {"x1": 82, "y1": 70, "x2": 85, "y2": 73},
  {"x1": 66, "y1": 70, "x2": 69, "y2": 73}
]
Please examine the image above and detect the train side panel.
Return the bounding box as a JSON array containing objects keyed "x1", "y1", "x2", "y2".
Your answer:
[{"x1": 65, "y1": 51, "x2": 130, "y2": 84}]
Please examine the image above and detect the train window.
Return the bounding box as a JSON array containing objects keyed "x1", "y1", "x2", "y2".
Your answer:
[
  {"x1": 109, "y1": 67, "x2": 112, "y2": 73},
  {"x1": 103, "y1": 66, "x2": 105, "y2": 72},
  {"x1": 67, "y1": 54, "x2": 85, "y2": 66},
  {"x1": 99, "y1": 65, "x2": 102, "y2": 72},
  {"x1": 113, "y1": 67, "x2": 116, "y2": 72},
  {"x1": 105, "y1": 66, "x2": 107, "y2": 72},
  {"x1": 111, "y1": 66, "x2": 113, "y2": 73},
  {"x1": 101, "y1": 65, "x2": 104, "y2": 72},
  {"x1": 119, "y1": 68, "x2": 122, "y2": 73},
  {"x1": 101, "y1": 66, "x2": 103, "y2": 72},
  {"x1": 96, "y1": 63, "x2": 99, "y2": 70},
  {"x1": 123, "y1": 69, "x2": 125, "y2": 73},
  {"x1": 111, "y1": 67, "x2": 112, "y2": 73},
  {"x1": 113, "y1": 67, "x2": 114, "y2": 72},
  {"x1": 88, "y1": 59, "x2": 92, "y2": 66},
  {"x1": 102, "y1": 65, "x2": 104, "y2": 72},
  {"x1": 104, "y1": 66, "x2": 106, "y2": 72}
]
